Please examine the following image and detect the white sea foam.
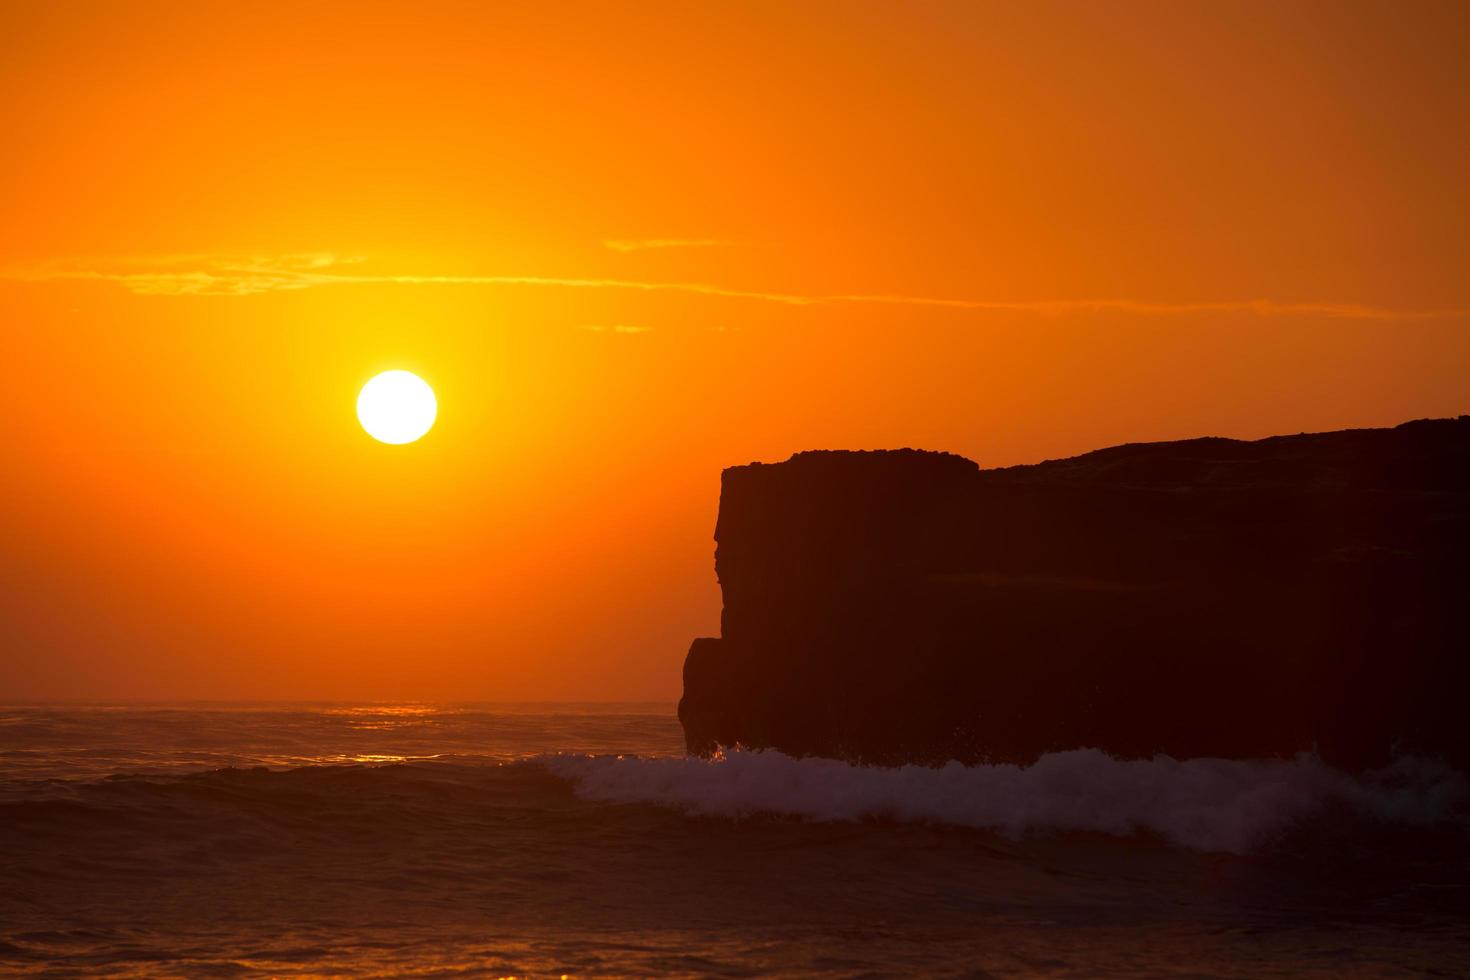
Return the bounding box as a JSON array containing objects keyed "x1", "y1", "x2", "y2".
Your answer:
[{"x1": 541, "y1": 748, "x2": 1467, "y2": 853}]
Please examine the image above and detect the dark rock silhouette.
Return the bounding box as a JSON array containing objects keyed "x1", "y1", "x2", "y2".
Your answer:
[{"x1": 679, "y1": 418, "x2": 1470, "y2": 771}]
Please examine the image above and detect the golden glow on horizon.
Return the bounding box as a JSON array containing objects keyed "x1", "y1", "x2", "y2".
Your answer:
[{"x1": 357, "y1": 370, "x2": 437, "y2": 445}]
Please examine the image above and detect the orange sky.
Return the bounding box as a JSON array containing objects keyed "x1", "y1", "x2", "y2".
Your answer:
[{"x1": 2, "y1": 1, "x2": 1467, "y2": 701}]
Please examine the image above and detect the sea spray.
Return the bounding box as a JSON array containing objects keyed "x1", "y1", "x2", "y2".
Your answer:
[{"x1": 541, "y1": 747, "x2": 1468, "y2": 853}]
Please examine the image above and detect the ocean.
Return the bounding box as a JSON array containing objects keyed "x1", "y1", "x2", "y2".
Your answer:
[{"x1": 1, "y1": 703, "x2": 1467, "y2": 977}]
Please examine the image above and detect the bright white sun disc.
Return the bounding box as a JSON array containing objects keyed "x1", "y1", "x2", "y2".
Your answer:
[{"x1": 357, "y1": 370, "x2": 437, "y2": 444}]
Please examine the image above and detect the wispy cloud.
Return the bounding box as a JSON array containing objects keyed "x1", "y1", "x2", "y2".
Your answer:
[
  {"x1": 813, "y1": 295, "x2": 1470, "y2": 320},
  {"x1": 6, "y1": 253, "x2": 1466, "y2": 321},
  {"x1": 8, "y1": 253, "x2": 367, "y2": 297},
  {"x1": 602, "y1": 239, "x2": 734, "y2": 253},
  {"x1": 579, "y1": 324, "x2": 654, "y2": 334}
]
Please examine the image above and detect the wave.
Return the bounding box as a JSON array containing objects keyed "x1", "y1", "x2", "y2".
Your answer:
[{"x1": 540, "y1": 748, "x2": 1469, "y2": 853}]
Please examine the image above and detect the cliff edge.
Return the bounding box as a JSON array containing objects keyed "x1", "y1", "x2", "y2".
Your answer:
[{"x1": 678, "y1": 418, "x2": 1470, "y2": 771}]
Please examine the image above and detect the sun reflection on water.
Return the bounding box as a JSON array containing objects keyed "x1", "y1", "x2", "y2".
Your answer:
[{"x1": 323, "y1": 703, "x2": 443, "y2": 731}]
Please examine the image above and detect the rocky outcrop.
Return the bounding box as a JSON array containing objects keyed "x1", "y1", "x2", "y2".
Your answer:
[{"x1": 678, "y1": 418, "x2": 1470, "y2": 771}]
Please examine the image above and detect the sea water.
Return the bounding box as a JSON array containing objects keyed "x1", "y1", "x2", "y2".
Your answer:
[{"x1": 2, "y1": 703, "x2": 1467, "y2": 976}]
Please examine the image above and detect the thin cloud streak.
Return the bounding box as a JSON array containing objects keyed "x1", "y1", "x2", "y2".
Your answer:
[
  {"x1": 602, "y1": 238, "x2": 735, "y2": 252},
  {"x1": 821, "y1": 294, "x2": 1470, "y2": 320},
  {"x1": 7, "y1": 254, "x2": 1467, "y2": 321},
  {"x1": 8, "y1": 253, "x2": 366, "y2": 297},
  {"x1": 579, "y1": 324, "x2": 655, "y2": 334}
]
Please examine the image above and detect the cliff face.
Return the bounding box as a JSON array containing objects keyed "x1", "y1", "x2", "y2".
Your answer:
[{"x1": 678, "y1": 418, "x2": 1470, "y2": 771}]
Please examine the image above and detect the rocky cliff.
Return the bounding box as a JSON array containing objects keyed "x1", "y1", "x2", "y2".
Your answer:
[{"x1": 678, "y1": 418, "x2": 1470, "y2": 771}]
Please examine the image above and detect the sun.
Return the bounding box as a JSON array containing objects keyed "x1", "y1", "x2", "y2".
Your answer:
[{"x1": 357, "y1": 370, "x2": 437, "y2": 444}]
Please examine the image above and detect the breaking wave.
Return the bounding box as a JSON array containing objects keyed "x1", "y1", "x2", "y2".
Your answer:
[{"x1": 541, "y1": 748, "x2": 1468, "y2": 853}]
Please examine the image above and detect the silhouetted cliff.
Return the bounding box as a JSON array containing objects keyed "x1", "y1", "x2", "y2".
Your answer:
[{"x1": 679, "y1": 418, "x2": 1470, "y2": 771}]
